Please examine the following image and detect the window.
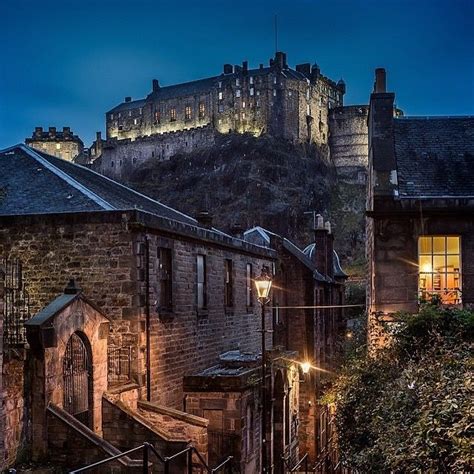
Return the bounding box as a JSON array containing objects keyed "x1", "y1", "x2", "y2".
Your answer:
[
  {"x1": 246, "y1": 404, "x2": 254, "y2": 456},
  {"x1": 249, "y1": 76, "x2": 254, "y2": 85},
  {"x1": 246, "y1": 263, "x2": 253, "y2": 307},
  {"x1": 250, "y1": 87, "x2": 254, "y2": 96},
  {"x1": 199, "y1": 102, "x2": 205, "y2": 119},
  {"x1": 218, "y1": 91, "x2": 223, "y2": 101},
  {"x1": 218, "y1": 81, "x2": 222, "y2": 89},
  {"x1": 133, "y1": 118, "x2": 138, "y2": 125},
  {"x1": 128, "y1": 110, "x2": 132, "y2": 117},
  {"x1": 185, "y1": 105, "x2": 192, "y2": 120},
  {"x1": 242, "y1": 101, "x2": 246, "y2": 109},
  {"x1": 170, "y1": 107, "x2": 176, "y2": 122},
  {"x1": 110, "y1": 113, "x2": 114, "y2": 120},
  {"x1": 154, "y1": 110, "x2": 161, "y2": 124},
  {"x1": 139, "y1": 107, "x2": 143, "y2": 115},
  {"x1": 218, "y1": 104, "x2": 224, "y2": 113},
  {"x1": 224, "y1": 259, "x2": 233, "y2": 307},
  {"x1": 197, "y1": 255, "x2": 207, "y2": 310},
  {"x1": 157, "y1": 247, "x2": 172, "y2": 310},
  {"x1": 273, "y1": 89, "x2": 277, "y2": 97},
  {"x1": 236, "y1": 78, "x2": 240, "y2": 86},
  {"x1": 418, "y1": 236, "x2": 461, "y2": 304},
  {"x1": 236, "y1": 89, "x2": 241, "y2": 98},
  {"x1": 56, "y1": 143, "x2": 61, "y2": 150}
]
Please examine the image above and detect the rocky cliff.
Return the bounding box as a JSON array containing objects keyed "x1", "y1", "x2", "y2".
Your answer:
[{"x1": 125, "y1": 133, "x2": 366, "y2": 266}]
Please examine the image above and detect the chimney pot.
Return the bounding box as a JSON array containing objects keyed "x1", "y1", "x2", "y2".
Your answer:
[
  {"x1": 242, "y1": 61, "x2": 248, "y2": 74},
  {"x1": 96, "y1": 131, "x2": 102, "y2": 141},
  {"x1": 223, "y1": 64, "x2": 233, "y2": 74},
  {"x1": 125, "y1": 96, "x2": 132, "y2": 102},
  {"x1": 375, "y1": 68, "x2": 386, "y2": 93},
  {"x1": 152, "y1": 79, "x2": 160, "y2": 92},
  {"x1": 324, "y1": 221, "x2": 332, "y2": 234},
  {"x1": 196, "y1": 211, "x2": 213, "y2": 229},
  {"x1": 48, "y1": 127, "x2": 56, "y2": 137}
]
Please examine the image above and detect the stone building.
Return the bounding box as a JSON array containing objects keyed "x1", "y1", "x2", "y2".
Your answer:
[
  {"x1": 0, "y1": 143, "x2": 304, "y2": 472},
  {"x1": 95, "y1": 51, "x2": 347, "y2": 180},
  {"x1": 25, "y1": 126, "x2": 85, "y2": 162},
  {"x1": 366, "y1": 68, "x2": 474, "y2": 348},
  {"x1": 243, "y1": 221, "x2": 347, "y2": 470}
]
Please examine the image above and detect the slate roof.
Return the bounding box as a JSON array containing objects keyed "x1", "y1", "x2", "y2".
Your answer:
[
  {"x1": 394, "y1": 116, "x2": 474, "y2": 198},
  {"x1": 0, "y1": 144, "x2": 197, "y2": 225},
  {"x1": 108, "y1": 99, "x2": 146, "y2": 113},
  {"x1": 243, "y1": 226, "x2": 347, "y2": 281}
]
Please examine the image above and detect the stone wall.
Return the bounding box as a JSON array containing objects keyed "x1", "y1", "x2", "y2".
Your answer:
[
  {"x1": 0, "y1": 275, "x2": 4, "y2": 468},
  {"x1": 329, "y1": 105, "x2": 369, "y2": 182},
  {"x1": 96, "y1": 126, "x2": 216, "y2": 180}
]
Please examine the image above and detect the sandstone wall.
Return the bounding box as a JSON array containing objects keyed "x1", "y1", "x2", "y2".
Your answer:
[{"x1": 329, "y1": 105, "x2": 369, "y2": 182}]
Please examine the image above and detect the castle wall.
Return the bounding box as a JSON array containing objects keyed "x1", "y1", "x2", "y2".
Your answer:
[
  {"x1": 329, "y1": 106, "x2": 369, "y2": 182},
  {"x1": 97, "y1": 126, "x2": 216, "y2": 180}
]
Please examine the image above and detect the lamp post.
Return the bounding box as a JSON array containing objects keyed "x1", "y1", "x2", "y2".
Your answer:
[{"x1": 254, "y1": 269, "x2": 273, "y2": 474}]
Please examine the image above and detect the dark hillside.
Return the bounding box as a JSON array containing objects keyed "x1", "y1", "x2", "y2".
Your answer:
[{"x1": 126, "y1": 133, "x2": 365, "y2": 265}]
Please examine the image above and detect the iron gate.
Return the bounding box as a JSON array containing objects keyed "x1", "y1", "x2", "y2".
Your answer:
[{"x1": 63, "y1": 332, "x2": 91, "y2": 426}]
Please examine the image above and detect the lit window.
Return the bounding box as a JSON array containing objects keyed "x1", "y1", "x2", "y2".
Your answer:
[
  {"x1": 236, "y1": 89, "x2": 241, "y2": 98},
  {"x1": 154, "y1": 110, "x2": 161, "y2": 124},
  {"x1": 185, "y1": 105, "x2": 192, "y2": 120},
  {"x1": 56, "y1": 143, "x2": 61, "y2": 150},
  {"x1": 236, "y1": 78, "x2": 240, "y2": 86},
  {"x1": 110, "y1": 114, "x2": 114, "y2": 120},
  {"x1": 246, "y1": 263, "x2": 253, "y2": 307},
  {"x1": 157, "y1": 247, "x2": 172, "y2": 310},
  {"x1": 128, "y1": 110, "x2": 132, "y2": 117},
  {"x1": 134, "y1": 118, "x2": 138, "y2": 125},
  {"x1": 273, "y1": 76, "x2": 277, "y2": 84},
  {"x1": 219, "y1": 91, "x2": 223, "y2": 101},
  {"x1": 273, "y1": 89, "x2": 277, "y2": 97},
  {"x1": 256, "y1": 90, "x2": 260, "y2": 96},
  {"x1": 218, "y1": 81, "x2": 222, "y2": 89},
  {"x1": 170, "y1": 108, "x2": 176, "y2": 122},
  {"x1": 224, "y1": 259, "x2": 233, "y2": 307},
  {"x1": 139, "y1": 107, "x2": 143, "y2": 115},
  {"x1": 218, "y1": 104, "x2": 224, "y2": 113},
  {"x1": 418, "y1": 236, "x2": 461, "y2": 304},
  {"x1": 118, "y1": 112, "x2": 121, "y2": 118},
  {"x1": 249, "y1": 76, "x2": 254, "y2": 85},
  {"x1": 197, "y1": 255, "x2": 207, "y2": 310},
  {"x1": 199, "y1": 102, "x2": 205, "y2": 118},
  {"x1": 288, "y1": 91, "x2": 292, "y2": 97},
  {"x1": 242, "y1": 101, "x2": 246, "y2": 109}
]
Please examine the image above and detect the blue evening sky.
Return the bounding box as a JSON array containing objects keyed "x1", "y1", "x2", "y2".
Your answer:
[{"x1": 1, "y1": 0, "x2": 473, "y2": 148}]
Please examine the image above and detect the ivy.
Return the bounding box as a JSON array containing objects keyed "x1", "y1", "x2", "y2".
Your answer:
[{"x1": 329, "y1": 306, "x2": 473, "y2": 472}]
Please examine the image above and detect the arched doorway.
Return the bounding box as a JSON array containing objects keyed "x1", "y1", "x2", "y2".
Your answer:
[
  {"x1": 273, "y1": 370, "x2": 285, "y2": 474},
  {"x1": 63, "y1": 332, "x2": 92, "y2": 426}
]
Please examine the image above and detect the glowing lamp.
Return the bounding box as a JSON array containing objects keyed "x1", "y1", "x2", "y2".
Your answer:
[
  {"x1": 254, "y1": 270, "x2": 273, "y2": 302},
  {"x1": 301, "y1": 361, "x2": 311, "y2": 374}
]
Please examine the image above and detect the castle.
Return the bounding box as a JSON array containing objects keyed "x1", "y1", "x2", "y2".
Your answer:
[
  {"x1": 25, "y1": 52, "x2": 373, "y2": 182},
  {"x1": 95, "y1": 51, "x2": 370, "y2": 181}
]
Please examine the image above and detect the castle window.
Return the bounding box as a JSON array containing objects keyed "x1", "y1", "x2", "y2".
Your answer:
[
  {"x1": 306, "y1": 89, "x2": 310, "y2": 100},
  {"x1": 249, "y1": 76, "x2": 254, "y2": 85},
  {"x1": 218, "y1": 104, "x2": 224, "y2": 113},
  {"x1": 154, "y1": 111, "x2": 161, "y2": 124},
  {"x1": 419, "y1": 236, "x2": 461, "y2": 305},
  {"x1": 273, "y1": 76, "x2": 277, "y2": 84},
  {"x1": 256, "y1": 90, "x2": 260, "y2": 96},
  {"x1": 110, "y1": 113, "x2": 114, "y2": 120},
  {"x1": 134, "y1": 118, "x2": 138, "y2": 125},
  {"x1": 236, "y1": 78, "x2": 240, "y2": 86},
  {"x1": 199, "y1": 102, "x2": 205, "y2": 118},
  {"x1": 242, "y1": 112, "x2": 246, "y2": 119},
  {"x1": 157, "y1": 247, "x2": 173, "y2": 311},
  {"x1": 219, "y1": 91, "x2": 223, "y2": 101},
  {"x1": 242, "y1": 101, "x2": 246, "y2": 109},
  {"x1": 273, "y1": 89, "x2": 277, "y2": 97},
  {"x1": 56, "y1": 143, "x2": 61, "y2": 150},
  {"x1": 139, "y1": 107, "x2": 143, "y2": 115},
  {"x1": 250, "y1": 88, "x2": 254, "y2": 96},
  {"x1": 170, "y1": 108, "x2": 177, "y2": 122},
  {"x1": 288, "y1": 91, "x2": 292, "y2": 97},
  {"x1": 185, "y1": 105, "x2": 192, "y2": 121},
  {"x1": 256, "y1": 100, "x2": 260, "y2": 108},
  {"x1": 111, "y1": 161, "x2": 114, "y2": 167},
  {"x1": 218, "y1": 81, "x2": 222, "y2": 89},
  {"x1": 128, "y1": 110, "x2": 132, "y2": 117},
  {"x1": 236, "y1": 89, "x2": 241, "y2": 98},
  {"x1": 118, "y1": 112, "x2": 121, "y2": 118}
]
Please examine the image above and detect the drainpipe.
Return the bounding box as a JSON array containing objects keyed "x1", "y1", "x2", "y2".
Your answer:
[{"x1": 145, "y1": 236, "x2": 151, "y2": 402}]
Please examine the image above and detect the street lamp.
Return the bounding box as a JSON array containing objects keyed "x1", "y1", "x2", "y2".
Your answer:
[
  {"x1": 301, "y1": 361, "x2": 311, "y2": 375},
  {"x1": 254, "y1": 269, "x2": 273, "y2": 473}
]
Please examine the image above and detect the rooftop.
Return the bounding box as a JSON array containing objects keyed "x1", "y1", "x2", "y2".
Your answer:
[{"x1": 394, "y1": 116, "x2": 474, "y2": 198}]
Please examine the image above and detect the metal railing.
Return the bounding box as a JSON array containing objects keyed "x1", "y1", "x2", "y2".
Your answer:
[
  {"x1": 107, "y1": 345, "x2": 132, "y2": 384},
  {"x1": 69, "y1": 442, "x2": 233, "y2": 474},
  {"x1": 282, "y1": 452, "x2": 309, "y2": 472}
]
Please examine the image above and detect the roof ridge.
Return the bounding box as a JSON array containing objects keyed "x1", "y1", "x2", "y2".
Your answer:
[
  {"x1": 15, "y1": 145, "x2": 115, "y2": 211},
  {"x1": 40, "y1": 148, "x2": 199, "y2": 224}
]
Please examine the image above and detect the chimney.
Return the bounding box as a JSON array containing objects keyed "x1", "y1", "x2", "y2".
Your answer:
[
  {"x1": 34, "y1": 126, "x2": 43, "y2": 137},
  {"x1": 63, "y1": 126, "x2": 71, "y2": 137},
  {"x1": 374, "y1": 68, "x2": 386, "y2": 93},
  {"x1": 242, "y1": 61, "x2": 248, "y2": 74},
  {"x1": 125, "y1": 96, "x2": 132, "y2": 103},
  {"x1": 313, "y1": 214, "x2": 328, "y2": 276},
  {"x1": 311, "y1": 63, "x2": 320, "y2": 83},
  {"x1": 223, "y1": 64, "x2": 233, "y2": 74},
  {"x1": 274, "y1": 51, "x2": 287, "y2": 69},
  {"x1": 231, "y1": 222, "x2": 244, "y2": 239},
  {"x1": 368, "y1": 68, "x2": 396, "y2": 197},
  {"x1": 325, "y1": 221, "x2": 334, "y2": 279},
  {"x1": 259, "y1": 63, "x2": 264, "y2": 70},
  {"x1": 296, "y1": 63, "x2": 311, "y2": 78},
  {"x1": 152, "y1": 79, "x2": 160, "y2": 92},
  {"x1": 48, "y1": 126, "x2": 56, "y2": 137},
  {"x1": 196, "y1": 211, "x2": 213, "y2": 229},
  {"x1": 96, "y1": 131, "x2": 102, "y2": 142},
  {"x1": 234, "y1": 65, "x2": 242, "y2": 73}
]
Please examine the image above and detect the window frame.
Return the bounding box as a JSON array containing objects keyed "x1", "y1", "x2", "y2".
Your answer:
[
  {"x1": 196, "y1": 254, "x2": 207, "y2": 311},
  {"x1": 246, "y1": 263, "x2": 253, "y2": 309},
  {"x1": 418, "y1": 235, "x2": 462, "y2": 305},
  {"x1": 224, "y1": 259, "x2": 233, "y2": 308},
  {"x1": 157, "y1": 247, "x2": 173, "y2": 312}
]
